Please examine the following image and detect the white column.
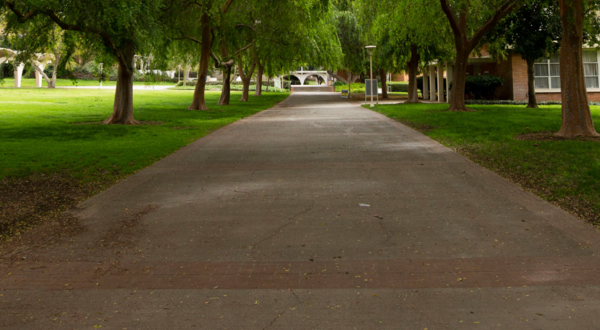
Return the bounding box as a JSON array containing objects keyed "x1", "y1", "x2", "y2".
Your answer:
[
  {"x1": 429, "y1": 65, "x2": 436, "y2": 101},
  {"x1": 14, "y1": 63, "x2": 25, "y2": 88},
  {"x1": 423, "y1": 69, "x2": 429, "y2": 100},
  {"x1": 299, "y1": 75, "x2": 307, "y2": 86},
  {"x1": 437, "y1": 63, "x2": 445, "y2": 103},
  {"x1": 35, "y1": 64, "x2": 45, "y2": 88},
  {"x1": 446, "y1": 64, "x2": 453, "y2": 103}
]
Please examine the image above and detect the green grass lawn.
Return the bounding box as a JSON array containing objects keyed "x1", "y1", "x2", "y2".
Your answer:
[
  {"x1": 0, "y1": 89, "x2": 288, "y2": 179},
  {"x1": 1, "y1": 78, "x2": 176, "y2": 88},
  {"x1": 372, "y1": 102, "x2": 600, "y2": 225},
  {"x1": 0, "y1": 89, "x2": 289, "y2": 240}
]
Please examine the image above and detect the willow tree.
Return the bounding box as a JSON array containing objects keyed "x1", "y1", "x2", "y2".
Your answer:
[
  {"x1": 163, "y1": 0, "x2": 234, "y2": 110},
  {"x1": 2, "y1": 0, "x2": 165, "y2": 124},
  {"x1": 360, "y1": 0, "x2": 451, "y2": 103},
  {"x1": 327, "y1": 1, "x2": 366, "y2": 96}
]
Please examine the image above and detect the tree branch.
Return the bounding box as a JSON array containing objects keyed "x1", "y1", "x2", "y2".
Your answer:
[
  {"x1": 5, "y1": 1, "x2": 38, "y2": 23},
  {"x1": 234, "y1": 40, "x2": 255, "y2": 56},
  {"x1": 471, "y1": 0, "x2": 521, "y2": 45},
  {"x1": 439, "y1": 0, "x2": 461, "y2": 38},
  {"x1": 222, "y1": 0, "x2": 234, "y2": 13}
]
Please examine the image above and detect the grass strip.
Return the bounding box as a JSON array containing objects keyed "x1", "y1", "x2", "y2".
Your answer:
[{"x1": 372, "y1": 102, "x2": 600, "y2": 226}]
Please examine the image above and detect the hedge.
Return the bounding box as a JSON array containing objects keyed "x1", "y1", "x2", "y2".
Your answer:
[{"x1": 387, "y1": 82, "x2": 409, "y2": 93}]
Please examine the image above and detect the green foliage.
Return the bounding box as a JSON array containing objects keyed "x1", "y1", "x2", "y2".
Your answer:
[
  {"x1": 488, "y1": 1, "x2": 561, "y2": 63},
  {"x1": 332, "y1": 7, "x2": 366, "y2": 74},
  {"x1": 387, "y1": 82, "x2": 409, "y2": 93},
  {"x1": 373, "y1": 102, "x2": 600, "y2": 224},
  {"x1": 463, "y1": 75, "x2": 505, "y2": 100}
]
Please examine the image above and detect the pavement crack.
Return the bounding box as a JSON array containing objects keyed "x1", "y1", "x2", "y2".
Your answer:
[
  {"x1": 254, "y1": 201, "x2": 315, "y2": 247},
  {"x1": 289, "y1": 288, "x2": 301, "y2": 303},
  {"x1": 263, "y1": 289, "x2": 302, "y2": 330}
]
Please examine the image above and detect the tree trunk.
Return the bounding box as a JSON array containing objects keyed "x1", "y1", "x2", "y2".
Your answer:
[
  {"x1": 556, "y1": 0, "x2": 598, "y2": 137},
  {"x1": 448, "y1": 46, "x2": 469, "y2": 111},
  {"x1": 525, "y1": 58, "x2": 539, "y2": 109},
  {"x1": 405, "y1": 45, "x2": 420, "y2": 103},
  {"x1": 218, "y1": 65, "x2": 232, "y2": 105},
  {"x1": 189, "y1": 10, "x2": 211, "y2": 110},
  {"x1": 50, "y1": 57, "x2": 58, "y2": 89},
  {"x1": 254, "y1": 62, "x2": 263, "y2": 96},
  {"x1": 32, "y1": 64, "x2": 53, "y2": 88},
  {"x1": 241, "y1": 77, "x2": 250, "y2": 102},
  {"x1": 380, "y1": 68, "x2": 388, "y2": 99},
  {"x1": 103, "y1": 42, "x2": 139, "y2": 125}
]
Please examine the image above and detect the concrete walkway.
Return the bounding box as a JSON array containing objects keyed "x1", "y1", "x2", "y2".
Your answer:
[{"x1": 3, "y1": 93, "x2": 600, "y2": 329}]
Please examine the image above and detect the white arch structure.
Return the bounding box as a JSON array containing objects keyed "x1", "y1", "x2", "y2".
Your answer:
[
  {"x1": 290, "y1": 68, "x2": 331, "y2": 86},
  {"x1": 134, "y1": 55, "x2": 176, "y2": 79},
  {"x1": 0, "y1": 48, "x2": 55, "y2": 88}
]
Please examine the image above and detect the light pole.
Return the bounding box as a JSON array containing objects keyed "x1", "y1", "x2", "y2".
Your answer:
[
  {"x1": 366, "y1": 45, "x2": 376, "y2": 107},
  {"x1": 99, "y1": 63, "x2": 103, "y2": 87}
]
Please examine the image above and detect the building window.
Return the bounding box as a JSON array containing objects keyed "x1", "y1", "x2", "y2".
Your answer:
[
  {"x1": 583, "y1": 50, "x2": 599, "y2": 88},
  {"x1": 534, "y1": 51, "x2": 600, "y2": 90},
  {"x1": 534, "y1": 54, "x2": 560, "y2": 89}
]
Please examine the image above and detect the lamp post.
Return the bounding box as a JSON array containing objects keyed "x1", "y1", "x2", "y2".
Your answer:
[
  {"x1": 365, "y1": 45, "x2": 376, "y2": 107},
  {"x1": 99, "y1": 63, "x2": 103, "y2": 87}
]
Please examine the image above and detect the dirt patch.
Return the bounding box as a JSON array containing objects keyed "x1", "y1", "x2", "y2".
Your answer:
[
  {"x1": 98, "y1": 205, "x2": 158, "y2": 249},
  {"x1": 516, "y1": 131, "x2": 600, "y2": 143},
  {"x1": 0, "y1": 173, "x2": 114, "y2": 245},
  {"x1": 73, "y1": 121, "x2": 164, "y2": 126},
  {"x1": 401, "y1": 120, "x2": 439, "y2": 133},
  {"x1": 173, "y1": 126, "x2": 197, "y2": 130}
]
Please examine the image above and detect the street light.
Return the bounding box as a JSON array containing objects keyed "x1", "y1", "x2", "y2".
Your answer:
[{"x1": 365, "y1": 45, "x2": 377, "y2": 107}]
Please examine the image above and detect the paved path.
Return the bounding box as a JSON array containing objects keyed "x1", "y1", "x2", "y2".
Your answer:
[{"x1": 3, "y1": 93, "x2": 600, "y2": 329}]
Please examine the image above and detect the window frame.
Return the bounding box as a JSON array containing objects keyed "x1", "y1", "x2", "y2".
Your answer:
[{"x1": 533, "y1": 50, "x2": 600, "y2": 92}]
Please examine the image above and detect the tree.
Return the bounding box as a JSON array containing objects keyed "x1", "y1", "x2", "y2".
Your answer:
[
  {"x1": 164, "y1": 0, "x2": 233, "y2": 110},
  {"x1": 556, "y1": 0, "x2": 599, "y2": 137},
  {"x1": 359, "y1": 0, "x2": 452, "y2": 104},
  {"x1": 2, "y1": 0, "x2": 165, "y2": 124},
  {"x1": 327, "y1": 3, "x2": 366, "y2": 97},
  {"x1": 490, "y1": 1, "x2": 561, "y2": 108},
  {"x1": 440, "y1": 0, "x2": 523, "y2": 111}
]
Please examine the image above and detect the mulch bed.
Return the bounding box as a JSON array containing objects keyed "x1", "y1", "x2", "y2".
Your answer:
[
  {"x1": 73, "y1": 121, "x2": 164, "y2": 126},
  {"x1": 0, "y1": 173, "x2": 112, "y2": 246},
  {"x1": 401, "y1": 120, "x2": 439, "y2": 133},
  {"x1": 516, "y1": 131, "x2": 600, "y2": 143}
]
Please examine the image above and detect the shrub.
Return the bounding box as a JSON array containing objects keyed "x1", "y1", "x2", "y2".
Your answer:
[
  {"x1": 463, "y1": 75, "x2": 504, "y2": 100},
  {"x1": 387, "y1": 82, "x2": 409, "y2": 93}
]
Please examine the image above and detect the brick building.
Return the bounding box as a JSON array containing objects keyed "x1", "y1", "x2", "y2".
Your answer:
[{"x1": 422, "y1": 48, "x2": 600, "y2": 102}]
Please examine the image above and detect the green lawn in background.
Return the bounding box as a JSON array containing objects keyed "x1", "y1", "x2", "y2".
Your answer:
[
  {"x1": 372, "y1": 102, "x2": 600, "y2": 225},
  {"x1": 0, "y1": 89, "x2": 289, "y2": 180},
  {"x1": 1, "y1": 78, "x2": 176, "y2": 88}
]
